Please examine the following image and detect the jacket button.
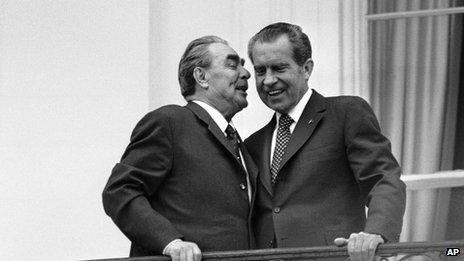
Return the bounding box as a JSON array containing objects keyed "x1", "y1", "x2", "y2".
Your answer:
[
  {"x1": 274, "y1": 207, "x2": 280, "y2": 213},
  {"x1": 239, "y1": 183, "x2": 246, "y2": 190}
]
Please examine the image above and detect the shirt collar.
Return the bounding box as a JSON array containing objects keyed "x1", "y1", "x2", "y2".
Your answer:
[
  {"x1": 193, "y1": 100, "x2": 232, "y2": 135},
  {"x1": 276, "y1": 88, "x2": 313, "y2": 124}
]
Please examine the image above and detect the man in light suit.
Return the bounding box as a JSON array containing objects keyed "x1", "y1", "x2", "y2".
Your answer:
[
  {"x1": 102, "y1": 35, "x2": 257, "y2": 261},
  {"x1": 244, "y1": 22, "x2": 406, "y2": 261}
]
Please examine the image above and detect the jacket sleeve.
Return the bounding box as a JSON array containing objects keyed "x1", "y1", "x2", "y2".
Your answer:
[
  {"x1": 102, "y1": 110, "x2": 183, "y2": 253},
  {"x1": 344, "y1": 97, "x2": 406, "y2": 242}
]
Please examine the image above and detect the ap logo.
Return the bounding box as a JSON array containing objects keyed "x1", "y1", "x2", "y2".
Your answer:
[{"x1": 446, "y1": 248, "x2": 461, "y2": 256}]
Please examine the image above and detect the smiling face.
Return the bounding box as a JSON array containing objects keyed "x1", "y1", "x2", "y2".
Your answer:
[
  {"x1": 251, "y1": 35, "x2": 313, "y2": 114},
  {"x1": 204, "y1": 43, "x2": 250, "y2": 120}
]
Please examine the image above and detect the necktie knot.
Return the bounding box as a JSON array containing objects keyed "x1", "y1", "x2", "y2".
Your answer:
[
  {"x1": 225, "y1": 124, "x2": 237, "y2": 139},
  {"x1": 279, "y1": 114, "x2": 294, "y2": 129}
]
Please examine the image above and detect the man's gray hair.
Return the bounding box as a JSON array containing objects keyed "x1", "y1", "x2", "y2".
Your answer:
[{"x1": 178, "y1": 35, "x2": 228, "y2": 97}]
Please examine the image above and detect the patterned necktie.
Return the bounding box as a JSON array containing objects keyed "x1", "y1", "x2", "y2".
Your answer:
[
  {"x1": 225, "y1": 124, "x2": 242, "y2": 163},
  {"x1": 271, "y1": 114, "x2": 294, "y2": 184}
]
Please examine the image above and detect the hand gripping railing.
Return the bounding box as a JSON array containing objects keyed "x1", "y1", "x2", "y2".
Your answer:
[{"x1": 89, "y1": 240, "x2": 464, "y2": 261}]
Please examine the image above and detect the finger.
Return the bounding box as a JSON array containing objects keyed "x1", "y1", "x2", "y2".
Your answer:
[
  {"x1": 185, "y1": 246, "x2": 194, "y2": 261},
  {"x1": 361, "y1": 236, "x2": 372, "y2": 261},
  {"x1": 192, "y1": 244, "x2": 202, "y2": 261},
  {"x1": 180, "y1": 246, "x2": 188, "y2": 261},
  {"x1": 347, "y1": 233, "x2": 357, "y2": 261},
  {"x1": 371, "y1": 236, "x2": 384, "y2": 261},
  {"x1": 170, "y1": 249, "x2": 181, "y2": 261},
  {"x1": 356, "y1": 234, "x2": 366, "y2": 261},
  {"x1": 367, "y1": 238, "x2": 378, "y2": 261},
  {"x1": 334, "y1": 237, "x2": 349, "y2": 246}
]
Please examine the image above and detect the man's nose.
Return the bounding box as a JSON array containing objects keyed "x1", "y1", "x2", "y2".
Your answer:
[
  {"x1": 263, "y1": 72, "x2": 276, "y2": 86},
  {"x1": 240, "y1": 66, "x2": 251, "y2": 79}
]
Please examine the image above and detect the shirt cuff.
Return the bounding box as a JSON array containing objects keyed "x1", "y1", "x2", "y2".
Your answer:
[{"x1": 162, "y1": 239, "x2": 182, "y2": 255}]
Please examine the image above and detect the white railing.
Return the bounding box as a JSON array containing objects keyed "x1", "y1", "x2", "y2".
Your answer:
[{"x1": 401, "y1": 170, "x2": 464, "y2": 190}]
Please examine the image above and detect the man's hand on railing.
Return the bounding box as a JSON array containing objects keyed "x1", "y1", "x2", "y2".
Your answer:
[
  {"x1": 163, "y1": 239, "x2": 202, "y2": 261},
  {"x1": 334, "y1": 231, "x2": 384, "y2": 261}
]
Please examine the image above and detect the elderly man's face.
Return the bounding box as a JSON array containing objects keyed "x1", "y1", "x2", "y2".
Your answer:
[
  {"x1": 204, "y1": 43, "x2": 250, "y2": 119},
  {"x1": 251, "y1": 35, "x2": 312, "y2": 114}
]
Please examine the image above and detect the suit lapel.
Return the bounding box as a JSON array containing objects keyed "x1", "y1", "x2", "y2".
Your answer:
[
  {"x1": 259, "y1": 117, "x2": 276, "y2": 197},
  {"x1": 278, "y1": 91, "x2": 327, "y2": 173},
  {"x1": 186, "y1": 102, "x2": 248, "y2": 172},
  {"x1": 186, "y1": 102, "x2": 237, "y2": 157}
]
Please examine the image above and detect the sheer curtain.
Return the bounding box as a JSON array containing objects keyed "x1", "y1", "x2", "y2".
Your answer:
[
  {"x1": 339, "y1": 0, "x2": 370, "y2": 100},
  {"x1": 368, "y1": 0, "x2": 462, "y2": 242}
]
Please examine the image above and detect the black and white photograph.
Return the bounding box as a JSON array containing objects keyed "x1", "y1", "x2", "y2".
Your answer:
[{"x1": 1, "y1": 0, "x2": 463, "y2": 260}]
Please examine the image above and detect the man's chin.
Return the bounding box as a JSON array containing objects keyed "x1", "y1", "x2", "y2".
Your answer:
[
  {"x1": 266, "y1": 102, "x2": 289, "y2": 114},
  {"x1": 236, "y1": 99, "x2": 248, "y2": 112},
  {"x1": 238, "y1": 101, "x2": 248, "y2": 110}
]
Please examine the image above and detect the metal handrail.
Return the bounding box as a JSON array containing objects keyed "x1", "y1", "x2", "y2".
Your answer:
[{"x1": 88, "y1": 240, "x2": 464, "y2": 261}]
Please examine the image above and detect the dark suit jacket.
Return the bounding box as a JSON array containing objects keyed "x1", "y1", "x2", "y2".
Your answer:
[
  {"x1": 245, "y1": 90, "x2": 406, "y2": 249},
  {"x1": 103, "y1": 102, "x2": 258, "y2": 256}
]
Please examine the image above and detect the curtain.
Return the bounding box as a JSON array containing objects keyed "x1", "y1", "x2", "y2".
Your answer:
[
  {"x1": 368, "y1": 0, "x2": 462, "y2": 242},
  {"x1": 339, "y1": 0, "x2": 370, "y2": 101}
]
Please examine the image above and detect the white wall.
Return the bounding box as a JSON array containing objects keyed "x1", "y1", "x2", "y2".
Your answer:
[{"x1": 0, "y1": 1, "x2": 148, "y2": 260}]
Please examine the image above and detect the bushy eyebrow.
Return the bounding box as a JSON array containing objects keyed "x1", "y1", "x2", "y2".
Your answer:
[
  {"x1": 225, "y1": 54, "x2": 246, "y2": 67},
  {"x1": 226, "y1": 54, "x2": 240, "y2": 64}
]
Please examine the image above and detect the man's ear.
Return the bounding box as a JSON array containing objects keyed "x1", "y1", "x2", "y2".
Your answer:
[
  {"x1": 193, "y1": 67, "x2": 208, "y2": 88},
  {"x1": 303, "y1": 58, "x2": 314, "y2": 80}
]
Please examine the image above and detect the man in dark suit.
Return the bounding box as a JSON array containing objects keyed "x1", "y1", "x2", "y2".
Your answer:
[
  {"x1": 102, "y1": 35, "x2": 257, "y2": 261},
  {"x1": 244, "y1": 22, "x2": 406, "y2": 261}
]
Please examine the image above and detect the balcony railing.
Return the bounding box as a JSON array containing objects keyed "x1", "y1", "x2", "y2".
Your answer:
[
  {"x1": 92, "y1": 171, "x2": 464, "y2": 261},
  {"x1": 90, "y1": 240, "x2": 464, "y2": 261}
]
